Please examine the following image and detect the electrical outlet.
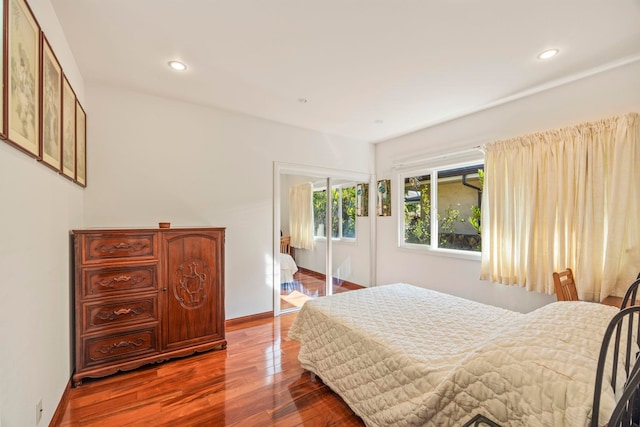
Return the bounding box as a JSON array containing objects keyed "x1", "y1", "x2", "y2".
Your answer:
[{"x1": 36, "y1": 399, "x2": 43, "y2": 425}]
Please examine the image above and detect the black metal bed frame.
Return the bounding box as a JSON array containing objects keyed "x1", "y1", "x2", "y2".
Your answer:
[{"x1": 592, "y1": 278, "x2": 640, "y2": 427}]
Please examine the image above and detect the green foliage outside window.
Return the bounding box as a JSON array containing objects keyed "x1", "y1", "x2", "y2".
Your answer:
[
  {"x1": 313, "y1": 186, "x2": 356, "y2": 239},
  {"x1": 331, "y1": 188, "x2": 340, "y2": 237},
  {"x1": 468, "y1": 169, "x2": 484, "y2": 235},
  {"x1": 404, "y1": 181, "x2": 431, "y2": 244},
  {"x1": 404, "y1": 166, "x2": 483, "y2": 252},
  {"x1": 439, "y1": 206, "x2": 463, "y2": 247},
  {"x1": 342, "y1": 187, "x2": 356, "y2": 238},
  {"x1": 313, "y1": 190, "x2": 327, "y2": 236}
]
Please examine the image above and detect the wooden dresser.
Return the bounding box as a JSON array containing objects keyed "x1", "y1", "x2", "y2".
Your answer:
[{"x1": 71, "y1": 227, "x2": 226, "y2": 385}]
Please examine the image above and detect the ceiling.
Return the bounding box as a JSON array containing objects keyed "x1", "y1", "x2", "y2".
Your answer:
[{"x1": 50, "y1": 0, "x2": 640, "y2": 143}]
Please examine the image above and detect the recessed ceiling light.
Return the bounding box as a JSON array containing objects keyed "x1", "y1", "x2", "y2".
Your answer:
[
  {"x1": 537, "y1": 49, "x2": 559, "y2": 60},
  {"x1": 168, "y1": 60, "x2": 187, "y2": 71}
]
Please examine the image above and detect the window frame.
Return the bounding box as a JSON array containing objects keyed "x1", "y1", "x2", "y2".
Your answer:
[
  {"x1": 397, "y1": 158, "x2": 484, "y2": 260},
  {"x1": 313, "y1": 183, "x2": 358, "y2": 242}
]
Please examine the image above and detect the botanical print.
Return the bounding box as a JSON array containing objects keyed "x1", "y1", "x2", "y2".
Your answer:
[
  {"x1": 8, "y1": 0, "x2": 39, "y2": 155},
  {"x1": 62, "y1": 79, "x2": 76, "y2": 178},
  {"x1": 76, "y1": 103, "x2": 86, "y2": 185},
  {"x1": 42, "y1": 42, "x2": 62, "y2": 168}
]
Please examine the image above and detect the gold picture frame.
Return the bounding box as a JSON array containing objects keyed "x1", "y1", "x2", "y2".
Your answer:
[
  {"x1": 356, "y1": 183, "x2": 369, "y2": 217},
  {"x1": 376, "y1": 179, "x2": 391, "y2": 216},
  {"x1": 61, "y1": 75, "x2": 76, "y2": 180},
  {"x1": 75, "y1": 100, "x2": 86, "y2": 187},
  {"x1": 6, "y1": 0, "x2": 40, "y2": 157},
  {"x1": 39, "y1": 34, "x2": 62, "y2": 171}
]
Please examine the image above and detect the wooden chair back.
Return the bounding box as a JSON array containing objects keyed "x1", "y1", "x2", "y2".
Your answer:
[
  {"x1": 553, "y1": 268, "x2": 579, "y2": 301},
  {"x1": 280, "y1": 236, "x2": 291, "y2": 255}
]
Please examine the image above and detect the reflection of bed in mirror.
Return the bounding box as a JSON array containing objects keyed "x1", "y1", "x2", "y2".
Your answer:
[
  {"x1": 280, "y1": 236, "x2": 317, "y2": 308},
  {"x1": 279, "y1": 236, "x2": 298, "y2": 284}
]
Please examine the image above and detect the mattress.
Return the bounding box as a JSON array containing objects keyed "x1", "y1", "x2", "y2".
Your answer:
[{"x1": 288, "y1": 283, "x2": 622, "y2": 426}]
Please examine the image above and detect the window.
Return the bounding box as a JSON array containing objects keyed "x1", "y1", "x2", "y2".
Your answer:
[
  {"x1": 402, "y1": 163, "x2": 483, "y2": 253},
  {"x1": 313, "y1": 185, "x2": 357, "y2": 239}
]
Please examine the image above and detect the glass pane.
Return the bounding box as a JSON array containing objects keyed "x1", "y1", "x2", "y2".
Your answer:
[
  {"x1": 404, "y1": 174, "x2": 431, "y2": 245},
  {"x1": 313, "y1": 190, "x2": 326, "y2": 236},
  {"x1": 331, "y1": 188, "x2": 340, "y2": 238},
  {"x1": 342, "y1": 186, "x2": 356, "y2": 238},
  {"x1": 436, "y1": 165, "x2": 483, "y2": 251},
  {"x1": 283, "y1": 185, "x2": 327, "y2": 311}
]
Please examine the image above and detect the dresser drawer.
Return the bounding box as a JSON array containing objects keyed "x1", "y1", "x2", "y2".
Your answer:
[
  {"x1": 82, "y1": 233, "x2": 157, "y2": 263},
  {"x1": 83, "y1": 327, "x2": 159, "y2": 367},
  {"x1": 83, "y1": 296, "x2": 158, "y2": 333},
  {"x1": 83, "y1": 264, "x2": 157, "y2": 297}
]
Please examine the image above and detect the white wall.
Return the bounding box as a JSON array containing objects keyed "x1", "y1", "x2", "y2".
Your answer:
[
  {"x1": 83, "y1": 84, "x2": 372, "y2": 319},
  {"x1": 0, "y1": 1, "x2": 84, "y2": 426},
  {"x1": 375, "y1": 59, "x2": 640, "y2": 313}
]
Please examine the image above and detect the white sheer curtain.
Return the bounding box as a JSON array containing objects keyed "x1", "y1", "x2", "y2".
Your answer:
[
  {"x1": 289, "y1": 183, "x2": 314, "y2": 250},
  {"x1": 480, "y1": 113, "x2": 640, "y2": 301}
]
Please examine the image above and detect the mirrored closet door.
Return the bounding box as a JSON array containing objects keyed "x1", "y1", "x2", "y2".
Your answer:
[{"x1": 274, "y1": 163, "x2": 372, "y2": 315}]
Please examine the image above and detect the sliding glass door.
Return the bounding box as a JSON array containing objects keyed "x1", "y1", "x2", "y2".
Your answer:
[
  {"x1": 274, "y1": 163, "x2": 372, "y2": 315},
  {"x1": 278, "y1": 174, "x2": 327, "y2": 312}
]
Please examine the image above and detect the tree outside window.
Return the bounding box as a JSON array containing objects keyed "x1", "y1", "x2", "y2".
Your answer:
[
  {"x1": 313, "y1": 186, "x2": 357, "y2": 239},
  {"x1": 404, "y1": 175, "x2": 431, "y2": 244},
  {"x1": 341, "y1": 186, "x2": 356, "y2": 238},
  {"x1": 403, "y1": 164, "x2": 483, "y2": 252},
  {"x1": 313, "y1": 190, "x2": 327, "y2": 236}
]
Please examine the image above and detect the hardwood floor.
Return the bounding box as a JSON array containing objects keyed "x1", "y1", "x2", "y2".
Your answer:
[
  {"x1": 54, "y1": 312, "x2": 365, "y2": 426},
  {"x1": 280, "y1": 268, "x2": 363, "y2": 311}
]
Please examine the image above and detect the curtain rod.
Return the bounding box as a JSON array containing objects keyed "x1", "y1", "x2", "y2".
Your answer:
[{"x1": 392, "y1": 145, "x2": 482, "y2": 170}]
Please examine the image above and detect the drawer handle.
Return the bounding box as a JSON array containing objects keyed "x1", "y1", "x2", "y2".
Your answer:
[
  {"x1": 97, "y1": 338, "x2": 146, "y2": 355},
  {"x1": 96, "y1": 306, "x2": 146, "y2": 321},
  {"x1": 97, "y1": 275, "x2": 145, "y2": 289},
  {"x1": 96, "y1": 242, "x2": 148, "y2": 254}
]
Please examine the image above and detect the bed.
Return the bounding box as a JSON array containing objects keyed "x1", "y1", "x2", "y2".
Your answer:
[
  {"x1": 280, "y1": 252, "x2": 298, "y2": 284},
  {"x1": 289, "y1": 282, "x2": 640, "y2": 426},
  {"x1": 280, "y1": 235, "x2": 298, "y2": 284}
]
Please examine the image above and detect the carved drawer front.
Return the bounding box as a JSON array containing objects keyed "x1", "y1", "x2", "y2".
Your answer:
[
  {"x1": 83, "y1": 265, "x2": 157, "y2": 297},
  {"x1": 84, "y1": 297, "x2": 157, "y2": 333},
  {"x1": 83, "y1": 233, "x2": 156, "y2": 263},
  {"x1": 84, "y1": 328, "x2": 159, "y2": 366}
]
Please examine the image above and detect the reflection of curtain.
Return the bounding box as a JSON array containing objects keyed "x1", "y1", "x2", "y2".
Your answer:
[
  {"x1": 480, "y1": 113, "x2": 640, "y2": 301},
  {"x1": 289, "y1": 183, "x2": 314, "y2": 250}
]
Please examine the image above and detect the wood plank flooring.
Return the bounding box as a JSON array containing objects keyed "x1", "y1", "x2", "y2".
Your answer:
[
  {"x1": 280, "y1": 268, "x2": 363, "y2": 311},
  {"x1": 53, "y1": 312, "x2": 365, "y2": 426}
]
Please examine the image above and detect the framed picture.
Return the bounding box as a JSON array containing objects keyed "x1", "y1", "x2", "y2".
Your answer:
[
  {"x1": 6, "y1": 0, "x2": 41, "y2": 157},
  {"x1": 39, "y1": 34, "x2": 62, "y2": 171},
  {"x1": 356, "y1": 183, "x2": 369, "y2": 217},
  {"x1": 75, "y1": 101, "x2": 86, "y2": 186},
  {"x1": 61, "y1": 76, "x2": 76, "y2": 179},
  {"x1": 376, "y1": 179, "x2": 391, "y2": 216}
]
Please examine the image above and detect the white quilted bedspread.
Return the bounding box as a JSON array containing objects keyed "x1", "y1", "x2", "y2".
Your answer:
[{"x1": 288, "y1": 283, "x2": 622, "y2": 427}]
